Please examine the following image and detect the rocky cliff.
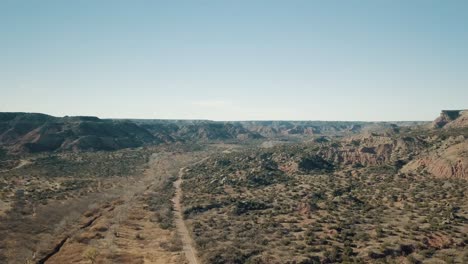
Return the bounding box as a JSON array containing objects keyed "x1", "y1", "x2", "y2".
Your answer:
[
  {"x1": 402, "y1": 136, "x2": 467, "y2": 179},
  {"x1": 432, "y1": 110, "x2": 468, "y2": 129}
]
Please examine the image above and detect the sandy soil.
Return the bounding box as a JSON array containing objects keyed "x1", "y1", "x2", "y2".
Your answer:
[
  {"x1": 172, "y1": 169, "x2": 199, "y2": 264},
  {"x1": 39, "y1": 152, "x2": 196, "y2": 264}
]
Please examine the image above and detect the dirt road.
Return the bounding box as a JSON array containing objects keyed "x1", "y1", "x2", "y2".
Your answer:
[
  {"x1": 33, "y1": 152, "x2": 204, "y2": 264},
  {"x1": 172, "y1": 168, "x2": 200, "y2": 264},
  {"x1": 1, "y1": 150, "x2": 214, "y2": 263}
]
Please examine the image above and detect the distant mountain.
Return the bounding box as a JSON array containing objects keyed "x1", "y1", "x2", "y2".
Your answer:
[
  {"x1": 0, "y1": 113, "x2": 263, "y2": 154},
  {"x1": 0, "y1": 112, "x2": 433, "y2": 155},
  {"x1": 238, "y1": 120, "x2": 428, "y2": 137},
  {"x1": 129, "y1": 119, "x2": 263, "y2": 142},
  {"x1": 130, "y1": 119, "x2": 421, "y2": 141},
  {"x1": 174, "y1": 122, "x2": 262, "y2": 141},
  {"x1": 0, "y1": 113, "x2": 157, "y2": 154}
]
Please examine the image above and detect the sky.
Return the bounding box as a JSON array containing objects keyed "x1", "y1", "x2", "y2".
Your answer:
[{"x1": 1, "y1": 0, "x2": 467, "y2": 121}]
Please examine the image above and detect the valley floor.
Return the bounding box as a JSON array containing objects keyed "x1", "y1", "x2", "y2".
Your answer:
[
  {"x1": 0, "y1": 146, "x2": 215, "y2": 264},
  {"x1": 1, "y1": 127, "x2": 467, "y2": 264}
]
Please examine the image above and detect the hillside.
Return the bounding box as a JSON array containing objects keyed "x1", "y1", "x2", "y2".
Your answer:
[
  {"x1": 133, "y1": 120, "x2": 263, "y2": 142},
  {"x1": 180, "y1": 124, "x2": 468, "y2": 263},
  {"x1": 239, "y1": 121, "x2": 429, "y2": 138},
  {"x1": 3, "y1": 112, "x2": 428, "y2": 156},
  {"x1": 0, "y1": 110, "x2": 466, "y2": 264},
  {"x1": 0, "y1": 113, "x2": 263, "y2": 155},
  {"x1": 432, "y1": 110, "x2": 468, "y2": 129},
  {"x1": 0, "y1": 113, "x2": 158, "y2": 154}
]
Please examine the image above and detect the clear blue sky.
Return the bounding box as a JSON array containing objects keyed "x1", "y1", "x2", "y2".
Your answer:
[{"x1": 1, "y1": 0, "x2": 467, "y2": 121}]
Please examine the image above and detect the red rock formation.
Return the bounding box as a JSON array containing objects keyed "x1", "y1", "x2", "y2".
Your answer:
[
  {"x1": 317, "y1": 143, "x2": 393, "y2": 166},
  {"x1": 451, "y1": 160, "x2": 466, "y2": 178},
  {"x1": 402, "y1": 141, "x2": 468, "y2": 179},
  {"x1": 297, "y1": 202, "x2": 312, "y2": 215}
]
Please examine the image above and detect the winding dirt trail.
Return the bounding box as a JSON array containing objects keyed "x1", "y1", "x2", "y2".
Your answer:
[{"x1": 172, "y1": 168, "x2": 200, "y2": 264}]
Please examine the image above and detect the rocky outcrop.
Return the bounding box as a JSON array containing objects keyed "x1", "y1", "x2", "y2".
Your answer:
[
  {"x1": 432, "y1": 110, "x2": 468, "y2": 129},
  {"x1": 402, "y1": 140, "x2": 468, "y2": 179},
  {"x1": 317, "y1": 133, "x2": 427, "y2": 167},
  {"x1": 452, "y1": 159, "x2": 466, "y2": 178},
  {"x1": 444, "y1": 110, "x2": 468, "y2": 129},
  {"x1": 317, "y1": 147, "x2": 389, "y2": 166}
]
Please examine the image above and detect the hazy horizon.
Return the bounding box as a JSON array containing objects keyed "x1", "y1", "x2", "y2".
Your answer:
[{"x1": 1, "y1": 1, "x2": 467, "y2": 121}]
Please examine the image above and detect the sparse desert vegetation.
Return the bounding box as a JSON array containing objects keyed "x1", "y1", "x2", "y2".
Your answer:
[
  {"x1": 180, "y1": 123, "x2": 468, "y2": 263},
  {"x1": 0, "y1": 143, "x2": 208, "y2": 264},
  {"x1": 2, "y1": 0, "x2": 468, "y2": 261},
  {"x1": 0, "y1": 111, "x2": 467, "y2": 263}
]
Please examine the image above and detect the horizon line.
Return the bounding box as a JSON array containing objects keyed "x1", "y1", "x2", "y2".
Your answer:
[{"x1": 0, "y1": 111, "x2": 433, "y2": 123}]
